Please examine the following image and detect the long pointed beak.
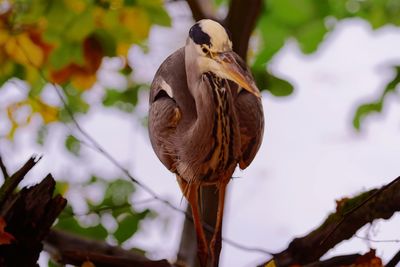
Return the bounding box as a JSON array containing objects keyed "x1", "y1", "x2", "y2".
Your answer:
[{"x1": 215, "y1": 52, "x2": 261, "y2": 98}]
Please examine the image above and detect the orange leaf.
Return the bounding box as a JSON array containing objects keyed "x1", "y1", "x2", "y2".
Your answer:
[
  {"x1": 49, "y1": 36, "x2": 102, "y2": 90},
  {"x1": 352, "y1": 249, "x2": 383, "y2": 267},
  {"x1": 0, "y1": 217, "x2": 15, "y2": 245},
  {"x1": 81, "y1": 260, "x2": 95, "y2": 267},
  {"x1": 335, "y1": 197, "x2": 349, "y2": 213}
]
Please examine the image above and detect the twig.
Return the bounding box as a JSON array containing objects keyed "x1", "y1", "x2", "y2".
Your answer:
[
  {"x1": 0, "y1": 155, "x2": 9, "y2": 180},
  {"x1": 386, "y1": 249, "x2": 400, "y2": 267},
  {"x1": 355, "y1": 234, "x2": 400, "y2": 243}
]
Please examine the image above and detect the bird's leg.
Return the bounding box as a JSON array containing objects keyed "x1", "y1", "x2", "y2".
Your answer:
[
  {"x1": 210, "y1": 179, "x2": 229, "y2": 267},
  {"x1": 177, "y1": 177, "x2": 209, "y2": 267}
]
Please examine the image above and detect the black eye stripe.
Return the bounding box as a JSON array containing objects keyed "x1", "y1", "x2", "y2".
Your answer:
[{"x1": 189, "y1": 23, "x2": 211, "y2": 47}]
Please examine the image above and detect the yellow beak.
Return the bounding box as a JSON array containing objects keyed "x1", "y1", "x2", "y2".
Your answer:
[{"x1": 215, "y1": 52, "x2": 261, "y2": 98}]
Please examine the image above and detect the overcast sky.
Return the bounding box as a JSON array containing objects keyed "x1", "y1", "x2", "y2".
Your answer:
[{"x1": 1, "y1": 2, "x2": 400, "y2": 267}]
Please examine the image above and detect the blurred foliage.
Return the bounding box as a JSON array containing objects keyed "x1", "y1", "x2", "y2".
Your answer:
[
  {"x1": 1, "y1": 0, "x2": 399, "y2": 137},
  {"x1": 55, "y1": 176, "x2": 152, "y2": 244},
  {"x1": 253, "y1": 0, "x2": 400, "y2": 98},
  {"x1": 0, "y1": 0, "x2": 170, "y2": 138}
]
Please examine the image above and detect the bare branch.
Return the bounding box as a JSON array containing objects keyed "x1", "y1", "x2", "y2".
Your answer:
[
  {"x1": 44, "y1": 230, "x2": 172, "y2": 267},
  {"x1": 185, "y1": 0, "x2": 216, "y2": 21},
  {"x1": 263, "y1": 176, "x2": 400, "y2": 266},
  {"x1": 0, "y1": 155, "x2": 9, "y2": 180},
  {"x1": 224, "y1": 0, "x2": 263, "y2": 60},
  {"x1": 386, "y1": 249, "x2": 400, "y2": 267}
]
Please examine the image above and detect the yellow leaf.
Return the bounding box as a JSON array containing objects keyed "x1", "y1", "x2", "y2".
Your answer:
[
  {"x1": 5, "y1": 33, "x2": 44, "y2": 67},
  {"x1": 120, "y1": 7, "x2": 151, "y2": 41},
  {"x1": 64, "y1": 0, "x2": 86, "y2": 13},
  {"x1": 71, "y1": 73, "x2": 97, "y2": 90},
  {"x1": 6, "y1": 100, "x2": 31, "y2": 139},
  {"x1": 265, "y1": 260, "x2": 277, "y2": 267},
  {"x1": 29, "y1": 99, "x2": 59, "y2": 124},
  {"x1": 0, "y1": 29, "x2": 9, "y2": 45},
  {"x1": 117, "y1": 42, "x2": 131, "y2": 57}
]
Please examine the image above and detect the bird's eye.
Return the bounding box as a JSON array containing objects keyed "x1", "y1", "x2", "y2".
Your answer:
[{"x1": 202, "y1": 47, "x2": 208, "y2": 54}]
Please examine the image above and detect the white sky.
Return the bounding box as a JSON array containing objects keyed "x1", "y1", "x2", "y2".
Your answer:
[{"x1": 1, "y1": 2, "x2": 400, "y2": 267}]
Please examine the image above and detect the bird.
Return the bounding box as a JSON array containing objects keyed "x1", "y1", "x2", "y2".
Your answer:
[{"x1": 148, "y1": 19, "x2": 264, "y2": 267}]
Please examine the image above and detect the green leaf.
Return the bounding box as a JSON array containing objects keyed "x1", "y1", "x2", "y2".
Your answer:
[
  {"x1": 64, "y1": 9, "x2": 95, "y2": 42},
  {"x1": 353, "y1": 102, "x2": 382, "y2": 130},
  {"x1": 65, "y1": 134, "x2": 81, "y2": 156},
  {"x1": 114, "y1": 210, "x2": 149, "y2": 244},
  {"x1": 102, "y1": 86, "x2": 141, "y2": 112},
  {"x1": 48, "y1": 259, "x2": 60, "y2": 267},
  {"x1": 101, "y1": 179, "x2": 135, "y2": 207},
  {"x1": 267, "y1": 74, "x2": 294, "y2": 96},
  {"x1": 50, "y1": 42, "x2": 84, "y2": 69},
  {"x1": 255, "y1": 16, "x2": 288, "y2": 66},
  {"x1": 353, "y1": 65, "x2": 400, "y2": 130},
  {"x1": 54, "y1": 180, "x2": 70, "y2": 196},
  {"x1": 268, "y1": 0, "x2": 315, "y2": 26},
  {"x1": 93, "y1": 29, "x2": 117, "y2": 57},
  {"x1": 55, "y1": 217, "x2": 108, "y2": 240},
  {"x1": 146, "y1": 7, "x2": 171, "y2": 27},
  {"x1": 253, "y1": 68, "x2": 294, "y2": 96},
  {"x1": 36, "y1": 125, "x2": 48, "y2": 146},
  {"x1": 295, "y1": 19, "x2": 327, "y2": 54}
]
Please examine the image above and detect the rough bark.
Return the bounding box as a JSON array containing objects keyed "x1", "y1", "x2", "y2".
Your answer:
[
  {"x1": 44, "y1": 230, "x2": 172, "y2": 267},
  {"x1": 0, "y1": 157, "x2": 67, "y2": 266}
]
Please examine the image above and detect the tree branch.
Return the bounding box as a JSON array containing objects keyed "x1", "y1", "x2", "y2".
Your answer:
[
  {"x1": 263, "y1": 176, "x2": 400, "y2": 266},
  {"x1": 44, "y1": 229, "x2": 173, "y2": 267},
  {"x1": 386, "y1": 249, "x2": 400, "y2": 267},
  {"x1": 224, "y1": 0, "x2": 263, "y2": 60},
  {"x1": 185, "y1": 0, "x2": 216, "y2": 21}
]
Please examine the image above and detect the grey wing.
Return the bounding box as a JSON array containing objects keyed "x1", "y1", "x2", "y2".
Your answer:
[
  {"x1": 235, "y1": 90, "x2": 264, "y2": 169},
  {"x1": 148, "y1": 80, "x2": 181, "y2": 172}
]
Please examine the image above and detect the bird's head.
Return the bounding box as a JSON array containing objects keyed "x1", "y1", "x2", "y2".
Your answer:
[{"x1": 186, "y1": 19, "x2": 260, "y2": 98}]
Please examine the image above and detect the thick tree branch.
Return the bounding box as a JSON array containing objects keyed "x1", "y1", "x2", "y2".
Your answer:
[
  {"x1": 263, "y1": 176, "x2": 400, "y2": 266},
  {"x1": 44, "y1": 229, "x2": 172, "y2": 267},
  {"x1": 224, "y1": 0, "x2": 263, "y2": 60},
  {"x1": 185, "y1": 0, "x2": 216, "y2": 21}
]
